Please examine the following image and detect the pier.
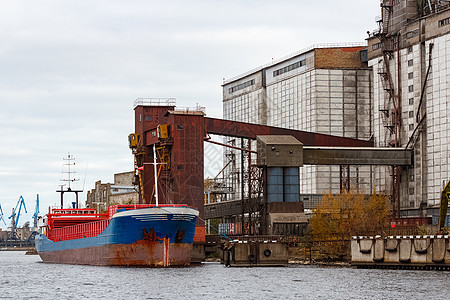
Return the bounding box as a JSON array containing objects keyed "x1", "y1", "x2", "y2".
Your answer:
[{"x1": 351, "y1": 235, "x2": 450, "y2": 270}]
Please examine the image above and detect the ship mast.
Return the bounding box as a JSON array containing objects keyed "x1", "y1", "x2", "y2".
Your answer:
[
  {"x1": 153, "y1": 144, "x2": 159, "y2": 206},
  {"x1": 57, "y1": 153, "x2": 83, "y2": 209}
]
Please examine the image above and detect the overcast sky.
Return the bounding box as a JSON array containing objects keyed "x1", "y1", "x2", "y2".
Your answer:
[{"x1": 0, "y1": 0, "x2": 380, "y2": 229}]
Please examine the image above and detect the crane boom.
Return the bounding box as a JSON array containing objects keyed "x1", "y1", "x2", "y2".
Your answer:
[
  {"x1": 0, "y1": 204, "x2": 6, "y2": 226},
  {"x1": 9, "y1": 196, "x2": 27, "y2": 229},
  {"x1": 439, "y1": 180, "x2": 450, "y2": 232},
  {"x1": 32, "y1": 194, "x2": 39, "y2": 229}
]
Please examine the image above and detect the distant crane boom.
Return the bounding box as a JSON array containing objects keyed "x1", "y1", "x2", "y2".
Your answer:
[
  {"x1": 0, "y1": 204, "x2": 6, "y2": 226},
  {"x1": 9, "y1": 196, "x2": 27, "y2": 229},
  {"x1": 32, "y1": 194, "x2": 40, "y2": 229}
]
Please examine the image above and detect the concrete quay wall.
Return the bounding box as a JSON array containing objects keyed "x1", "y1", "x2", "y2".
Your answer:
[
  {"x1": 221, "y1": 241, "x2": 288, "y2": 267},
  {"x1": 351, "y1": 235, "x2": 450, "y2": 269}
]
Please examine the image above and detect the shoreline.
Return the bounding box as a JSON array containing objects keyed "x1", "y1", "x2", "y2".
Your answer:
[{"x1": 0, "y1": 247, "x2": 35, "y2": 252}]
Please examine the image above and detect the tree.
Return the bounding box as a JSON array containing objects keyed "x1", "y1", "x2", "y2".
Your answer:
[{"x1": 309, "y1": 189, "x2": 390, "y2": 257}]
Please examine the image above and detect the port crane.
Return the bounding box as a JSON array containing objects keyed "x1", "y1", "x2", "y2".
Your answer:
[
  {"x1": 8, "y1": 196, "x2": 27, "y2": 239},
  {"x1": 32, "y1": 194, "x2": 39, "y2": 230},
  {"x1": 0, "y1": 204, "x2": 6, "y2": 226}
]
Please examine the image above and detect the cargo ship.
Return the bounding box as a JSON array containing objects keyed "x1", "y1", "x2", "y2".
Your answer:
[{"x1": 35, "y1": 204, "x2": 199, "y2": 266}]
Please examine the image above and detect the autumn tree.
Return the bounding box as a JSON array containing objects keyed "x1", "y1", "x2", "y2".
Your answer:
[{"x1": 309, "y1": 189, "x2": 390, "y2": 257}]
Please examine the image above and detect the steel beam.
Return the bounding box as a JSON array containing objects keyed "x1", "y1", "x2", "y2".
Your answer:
[
  {"x1": 303, "y1": 147, "x2": 413, "y2": 166},
  {"x1": 205, "y1": 117, "x2": 373, "y2": 147}
]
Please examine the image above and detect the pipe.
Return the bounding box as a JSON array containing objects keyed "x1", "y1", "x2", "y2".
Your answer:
[
  {"x1": 153, "y1": 144, "x2": 159, "y2": 206},
  {"x1": 416, "y1": 43, "x2": 434, "y2": 123},
  {"x1": 396, "y1": 32, "x2": 402, "y2": 147},
  {"x1": 405, "y1": 113, "x2": 427, "y2": 149}
]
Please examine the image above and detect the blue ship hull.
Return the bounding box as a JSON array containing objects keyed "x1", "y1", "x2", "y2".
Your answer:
[{"x1": 35, "y1": 206, "x2": 199, "y2": 266}]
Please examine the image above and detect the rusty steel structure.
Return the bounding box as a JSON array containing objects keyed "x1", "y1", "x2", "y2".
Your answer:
[
  {"x1": 131, "y1": 100, "x2": 375, "y2": 236},
  {"x1": 374, "y1": 1, "x2": 402, "y2": 218}
]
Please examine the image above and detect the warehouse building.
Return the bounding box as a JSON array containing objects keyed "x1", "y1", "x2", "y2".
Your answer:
[{"x1": 222, "y1": 44, "x2": 374, "y2": 209}]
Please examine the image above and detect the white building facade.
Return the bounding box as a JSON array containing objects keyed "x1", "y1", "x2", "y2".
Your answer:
[
  {"x1": 223, "y1": 45, "x2": 374, "y2": 209},
  {"x1": 368, "y1": 1, "x2": 450, "y2": 214}
]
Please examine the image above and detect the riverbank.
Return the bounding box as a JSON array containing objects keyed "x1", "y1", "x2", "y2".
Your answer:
[{"x1": 0, "y1": 246, "x2": 35, "y2": 252}]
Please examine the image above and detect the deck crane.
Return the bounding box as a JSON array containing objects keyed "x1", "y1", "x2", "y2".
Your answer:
[
  {"x1": 0, "y1": 204, "x2": 6, "y2": 226},
  {"x1": 32, "y1": 194, "x2": 39, "y2": 230},
  {"x1": 8, "y1": 196, "x2": 27, "y2": 239},
  {"x1": 439, "y1": 180, "x2": 450, "y2": 233}
]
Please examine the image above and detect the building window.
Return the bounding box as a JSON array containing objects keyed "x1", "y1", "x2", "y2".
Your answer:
[
  {"x1": 229, "y1": 79, "x2": 255, "y2": 94},
  {"x1": 409, "y1": 98, "x2": 414, "y2": 105},
  {"x1": 407, "y1": 46, "x2": 413, "y2": 53},
  {"x1": 409, "y1": 111, "x2": 414, "y2": 118},
  {"x1": 405, "y1": 29, "x2": 419, "y2": 39},
  {"x1": 439, "y1": 17, "x2": 450, "y2": 27},
  {"x1": 145, "y1": 116, "x2": 152, "y2": 121},
  {"x1": 408, "y1": 72, "x2": 413, "y2": 79},
  {"x1": 409, "y1": 188, "x2": 414, "y2": 195},
  {"x1": 409, "y1": 124, "x2": 414, "y2": 131},
  {"x1": 177, "y1": 125, "x2": 184, "y2": 130},
  {"x1": 408, "y1": 85, "x2": 414, "y2": 92},
  {"x1": 408, "y1": 59, "x2": 413, "y2": 66},
  {"x1": 372, "y1": 42, "x2": 384, "y2": 50},
  {"x1": 273, "y1": 59, "x2": 306, "y2": 77}
]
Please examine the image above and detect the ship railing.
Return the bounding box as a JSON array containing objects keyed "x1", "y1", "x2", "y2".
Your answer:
[
  {"x1": 48, "y1": 219, "x2": 110, "y2": 242},
  {"x1": 108, "y1": 203, "x2": 191, "y2": 218}
]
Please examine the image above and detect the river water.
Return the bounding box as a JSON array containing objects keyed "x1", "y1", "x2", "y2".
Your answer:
[{"x1": 1, "y1": 251, "x2": 449, "y2": 299}]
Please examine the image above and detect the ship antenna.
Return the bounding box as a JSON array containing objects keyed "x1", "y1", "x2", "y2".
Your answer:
[{"x1": 82, "y1": 162, "x2": 89, "y2": 191}]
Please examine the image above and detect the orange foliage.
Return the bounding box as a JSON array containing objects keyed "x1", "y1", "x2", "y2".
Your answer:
[{"x1": 310, "y1": 189, "x2": 390, "y2": 240}]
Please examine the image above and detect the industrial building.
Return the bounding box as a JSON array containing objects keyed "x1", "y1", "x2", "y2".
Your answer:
[
  {"x1": 222, "y1": 44, "x2": 374, "y2": 209},
  {"x1": 221, "y1": 0, "x2": 450, "y2": 217},
  {"x1": 85, "y1": 171, "x2": 138, "y2": 212},
  {"x1": 368, "y1": 0, "x2": 450, "y2": 216}
]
